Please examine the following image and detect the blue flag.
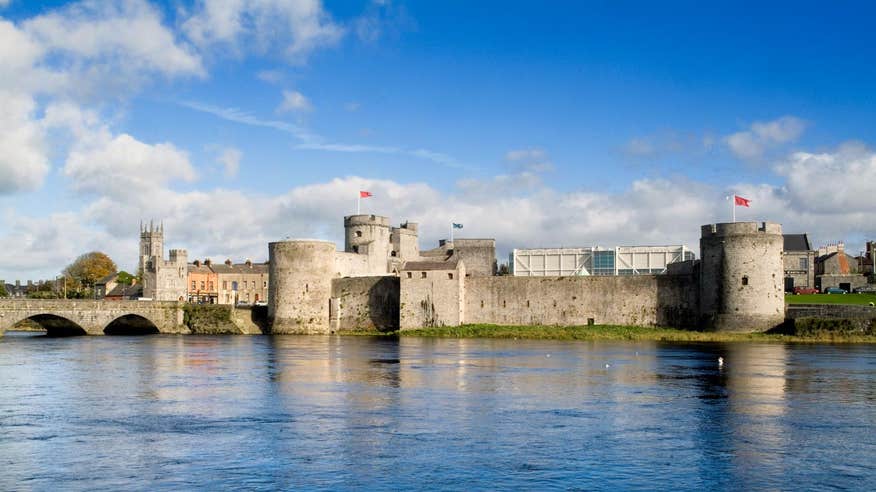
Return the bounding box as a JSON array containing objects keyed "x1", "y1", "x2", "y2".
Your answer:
[{"x1": 452, "y1": 223, "x2": 463, "y2": 229}]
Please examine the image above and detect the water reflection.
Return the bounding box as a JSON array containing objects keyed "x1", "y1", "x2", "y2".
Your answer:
[{"x1": 0, "y1": 333, "x2": 873, "y2": 490}]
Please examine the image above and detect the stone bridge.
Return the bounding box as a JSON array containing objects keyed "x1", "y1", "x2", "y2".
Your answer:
[{"x1": 0, "y1": 299, "x2": 187, "y2": 336}]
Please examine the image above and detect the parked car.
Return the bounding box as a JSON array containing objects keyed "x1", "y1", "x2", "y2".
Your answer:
[
  {"x1": 824, "y1": 287, "x2": 847, "y2": 294},
  {"x1": 853, "y1": 285, "x2": 876, "y2": 294},
  {"x1": 793, "y1": 286, "x2": 819, "y2": 295}
]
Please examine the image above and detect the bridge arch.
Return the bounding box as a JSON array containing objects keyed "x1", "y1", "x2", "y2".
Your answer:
[
  {"x1": 104, "y1": 314, "x2": 161, "y2": 335},
  {"x1": 21, "y1": 314, "x2": 87, "y2": 337}
]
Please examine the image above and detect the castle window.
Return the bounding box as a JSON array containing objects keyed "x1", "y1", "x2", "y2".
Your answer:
[
  {"x1": 503, "y1": 300, "x2": 506, "y2": 308},
  {"x1": 391, "y1": 251, "x2": 397, "y2": 257},
  {"x1": 421, "y1": 272, "x2": 427, "y2": 278},
  {"x1": 263, "y1": 281, "x2": 267, "y2": 288},
  {"x1": 526, "y1": 300, "x2": 530, "y2": 308},
  {"x1": 352, "y1": 246, "x2": 359, "y2": 253},
  {"x1": 742, "y1": 276, "x2": 749, "y2": 286},
  {"x1": 448, "y1": 273, "x2": 453, "y2": 279},
  {"x1": 406, "y1": 272, "x2": 412, "y2": 278},
  {"x1": 356, "y1": 231, "x2": 362, "y2": 237},
  {"x1": 480, "y1": 300, "x2": 484, "y2": 308}
]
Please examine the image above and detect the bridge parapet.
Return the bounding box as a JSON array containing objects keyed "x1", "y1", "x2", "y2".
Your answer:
[{"x1": 0, "y1": 299, "x2": 187, "y2": 335}]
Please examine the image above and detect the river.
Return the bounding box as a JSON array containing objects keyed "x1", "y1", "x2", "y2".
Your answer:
[{"x1": 1, "y1": 332, "x2": 874, "y2": 490}]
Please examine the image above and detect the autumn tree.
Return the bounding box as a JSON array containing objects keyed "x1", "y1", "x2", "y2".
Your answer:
[{"x1": 63, "y1": 252, "x2": 118, "y2": 291}]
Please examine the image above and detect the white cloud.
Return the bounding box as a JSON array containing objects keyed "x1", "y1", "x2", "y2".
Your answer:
[
  {"x1": 183, "y1": 0, "x2": 344, "y2": 63},
  {"x1": 505, "y1": 148, "x2": 553, "y2": 172},
  {"x1": 0, "y1": 91, "x2": 50, "y2": 194},
  {"x1": 23, "y1": 0, "x2": 204, "y2": 97},
  {"x1": 278, "y1": 89, "x2": 312, "y2": 113},
  {"x1": 725, "y1": 116, "x2": 807, "y2": 161},
  {"x1": 217, "y1": 147, "x2": 242, "y2": 178},
  {"x1": 61, "y1": 116, "x2": 196, "y2": 199},
  {"x1": 774, "y1": 142, "x2": 876, "y2": 214}
]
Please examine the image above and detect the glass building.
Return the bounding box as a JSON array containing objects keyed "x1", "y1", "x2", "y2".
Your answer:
[{"x1": 511, "y1": 245, "x2": 695, "y2": 277}]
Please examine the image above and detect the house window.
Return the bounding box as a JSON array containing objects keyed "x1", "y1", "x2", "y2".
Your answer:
[
  {"x1": 406, "y1": 272, "x2": 412, "y2": 278},
  {"x1": 421, "y1": 272, "x2": 427, "y2": 278},
  {"x1": 232, "y1": 281, "x2": 238, "y2": 291},
  {"x1": 223, "y1": 281, "x2": 228, "y2": 290},
  {"x1": 191, "y1": 281, "x2": 196, "y2": 290},
  {"x1": 208, "y1": 281, "x2": 213, "y2": 290},
  {"x1": 200, "y1": 281, "x2": 205, "y2": 290},
  {"x1": 799, "y1": 258, "x2": 809, "y2": 270}
]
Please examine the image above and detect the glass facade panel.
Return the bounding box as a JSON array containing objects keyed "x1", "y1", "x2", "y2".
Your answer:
[{"x1": 592, "y1": 251, "x2": 615, "y2": 275}]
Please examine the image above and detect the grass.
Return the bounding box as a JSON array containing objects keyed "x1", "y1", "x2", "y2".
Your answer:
[
  {"x1": 785, "y1": 293, "x2": 876, "y2": 305},
  {"x1": 339, "y1": 323, "x2": 876, "y2": 343}
]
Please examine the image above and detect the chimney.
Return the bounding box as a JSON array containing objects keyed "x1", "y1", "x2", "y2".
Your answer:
[
  {"x1": 205, "y1": 258, "x2": 212, "y2": 266},
  {"x1": 194, "y1": 259, "x2": 201, "y2": 267},
  {"x1": 245, "y1": 259, "x2": 252, "y2": 267},
  {"x1": 225, "y1": 259, "x2": 232, "y2": 266}
]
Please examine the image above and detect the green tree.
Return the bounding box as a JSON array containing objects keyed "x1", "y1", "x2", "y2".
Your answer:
[
  {"x1": 63, "y1": 252, "x2": 118, "y2": 292},
  {"x1": 0, "y1": 283, "x2": 7, "y2": 297}
]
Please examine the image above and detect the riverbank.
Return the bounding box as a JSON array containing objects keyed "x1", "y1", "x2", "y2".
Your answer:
[{"x1": 340, "y1": 324, "x2": 876, "y2": 343}]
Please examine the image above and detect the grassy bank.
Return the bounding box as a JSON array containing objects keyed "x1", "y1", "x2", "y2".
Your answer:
[
  {"x1": 340, "y1": 324, "x2": 876, "y2": 343},
  {"x1": 786, "y1": 293, "x2": 876, "y2": 305}
]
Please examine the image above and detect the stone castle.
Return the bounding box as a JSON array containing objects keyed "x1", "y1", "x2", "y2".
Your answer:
[{"x1": 267, "y1": 215, "x2": 786, "y2": 334}]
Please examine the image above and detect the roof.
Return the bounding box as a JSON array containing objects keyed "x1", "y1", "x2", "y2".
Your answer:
[
  {"x1": 210, "y1": 262, "x2": 269, "y2": 274},
  {"x1": 95, "y1": 272, "x2": 119, "y2": 286},
  {"x1": 401, "y1": 259, "x2": 459, "y2": 271},
  {"x1": 783, "y1": 234, "x2": 811, "y2": 252},
  {"x1": 106, "y1": 283, "x2": 142, "y2": 298}
]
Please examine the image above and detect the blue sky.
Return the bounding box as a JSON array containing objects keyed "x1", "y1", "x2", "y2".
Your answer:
[{"x1": 1, "y1": 0, "x2": 875, "y2": 279}]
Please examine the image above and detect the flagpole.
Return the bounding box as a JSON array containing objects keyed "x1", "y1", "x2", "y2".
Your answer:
[
  {"x1": 450, "y1": 221, "x2": 453, "y2": 242},
  {"x1": 357, "y1": 193, "x2": 360, "y2": 215},
  {"x1": 732, "y1": 195, "x2": 736, "y2": 223}
]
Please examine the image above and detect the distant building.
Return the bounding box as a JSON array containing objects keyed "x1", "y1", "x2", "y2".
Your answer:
[
  {"x1": 782, "y1": 233, "x2": 816, "y2": 291},
  {"x1": 510, "y1": 245, "x2": 694, "y2": 277},
  {"x1": 139, "y1": 221, "x2": 187, "y2": 301},
  {"x1": 211, "y1": 259, "x2": 269, "y2": 305},
  {"x1": 187, "y1": 259, "x2": 219, "y2": 304},
  {"x1": 815, "y1": 241, "x2": 868, "y2": 292}
]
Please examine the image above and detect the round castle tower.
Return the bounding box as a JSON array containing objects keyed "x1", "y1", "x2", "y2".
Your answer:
[
  {"x1": 268, "y1": 240, "x2": 336, "y2": 334},
  {"x1": 699, "y1": 222, "x2": 784, "y2": 332},
  {"x1": 344, "y1": 214, "x2": 392, "y2": 273}
]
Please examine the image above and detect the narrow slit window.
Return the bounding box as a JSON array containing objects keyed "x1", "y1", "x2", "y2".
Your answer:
[{"x1": 742, "y1": 276, "x2": 749, "y2": 286}]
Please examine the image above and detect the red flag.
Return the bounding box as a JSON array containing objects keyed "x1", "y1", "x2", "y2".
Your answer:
[
  {"x1": 360, "y1": 191, "x2": 373, "y2": 198},
  {"x1": 734, "y1": 195, "x2": 751, "y2": 207}
]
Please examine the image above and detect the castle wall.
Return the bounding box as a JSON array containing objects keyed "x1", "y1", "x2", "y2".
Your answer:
[
  {"x1": 458, "y1": 274, "x2": 698, "y2": 329},
  {"x1": 699, "y1": 222, "x2": 785, "y2": 332},
  {"x1": 333, "y1": 251, "x2": 372, "y2": 278},
  {"x1": 399, "y1": 264, "x2": 465, "y2": 329},
  {"x1": 268, "y1": 240, "x2": 335, "y2": 334},
  {"x1": 451, "y1": 239, "x2": 496, "y2": 277},
  {"x1": 331, "y1": 276, "x2": 399, "y2": 332}
]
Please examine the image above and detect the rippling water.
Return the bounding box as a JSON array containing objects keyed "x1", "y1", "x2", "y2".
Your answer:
[{"x1": 1, "y1": 332, "x2": 874, "y2": 490}]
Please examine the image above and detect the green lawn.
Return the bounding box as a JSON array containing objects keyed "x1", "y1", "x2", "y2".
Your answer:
[{"x1": 785, "y1": 293, "x2": 876, "y2": 305}]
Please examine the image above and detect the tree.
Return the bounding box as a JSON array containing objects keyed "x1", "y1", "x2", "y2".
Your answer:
[
  {"x1": 0, "y1": 283, "x2": 7, "y2": 297},
  {"x1": 63, "y1": 252, "x2": 118, "y2": 291}
]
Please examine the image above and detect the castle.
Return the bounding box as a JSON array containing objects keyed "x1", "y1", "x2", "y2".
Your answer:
[{"x1": 267, "y1": 215, "x2": 786, "y2": 334}]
